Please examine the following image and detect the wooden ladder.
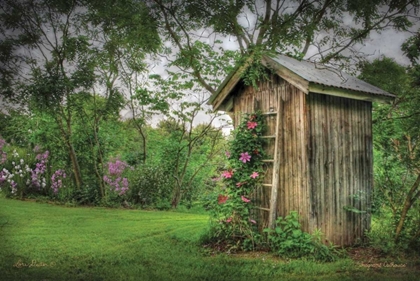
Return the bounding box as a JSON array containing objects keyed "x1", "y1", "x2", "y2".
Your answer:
[{"x1": 257, "y1": 98, "x2": 281, "y2": 228}]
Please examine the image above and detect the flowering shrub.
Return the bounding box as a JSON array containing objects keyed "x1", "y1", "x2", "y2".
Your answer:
[
  {"x1": 206, "y1": 112, "x2": 266, "y2": 250},
  {"x1": 0, "y1": 138, "x2": 7, "y2": 164},
  {"x1": 0, "y1": 137, "x2": 67, "y2": 198},
  {"x1": 31, "y1": 150, "x2": 49, "y2": 189},
  {"x1": 51, "y1": 169, "x2": 66, "y2": 194},
  {"x1": 0, "y1": 146, "x2": 50, "y2": 197},
  {"x1": 103, "y1": 159, "x2": 130, "y2": 196}
]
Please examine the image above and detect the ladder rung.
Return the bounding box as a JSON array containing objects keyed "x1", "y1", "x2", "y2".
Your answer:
[
  {"x1": 255, "y1": 206, "x2": 270, "y2": 211},
  {"x1": 261, "y1": 135, "x2": 276, "y2": 139},
  {"x1": 262, "y1": 184, "x2": 272, "y2": 187},
  {"x1": 261, "y1": 111, "x2": 278, "y2": 116},
  {"x1": 262, "y1": 159, "x2": 274, "y2": 163}
]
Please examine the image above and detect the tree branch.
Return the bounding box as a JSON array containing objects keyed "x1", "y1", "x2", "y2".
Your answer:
[
  {"x1": 322, "y1": 3, "x2": 414, "y2": 63},
  {"x1": 153, "y1": 0, "x2": 216, "y2": 94}
]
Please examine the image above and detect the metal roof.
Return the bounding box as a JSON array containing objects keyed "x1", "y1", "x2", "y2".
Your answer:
[
  {"x1": 268, "y1": 54, "x2": 395, "y2": 98},
  {"x1": 209, "y1": 53, "x2": 396, "y2": 110}
]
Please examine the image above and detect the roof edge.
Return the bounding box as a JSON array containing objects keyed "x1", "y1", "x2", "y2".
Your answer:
[
  {"x1": 210, "y1": 54, "x2": 396, "y2": 110},
  {"x1": 309, "y1": 83, "x2": 395, "y2": 103},
  {"x1": 208, "y1": 56, "x2": 254, "y2": 110}
]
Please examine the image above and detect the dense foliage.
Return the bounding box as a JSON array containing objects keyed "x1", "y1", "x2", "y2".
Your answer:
[
  {"x1": 359, "y1": 54, "x2": 420, "y2": 253},
  {"x1": 0, "y1": 111, "x2": 225, "y2": 209},
  {"x1": 264, "y1": 211, "x2": 338, "y2": 261},
  {"x1": 0, "y1": 0, "x2": 226, "y2": 210}
]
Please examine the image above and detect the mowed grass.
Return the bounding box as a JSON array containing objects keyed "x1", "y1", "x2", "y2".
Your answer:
[{"x1": 0, "y1": 197, "x2": 418, "y2": 281}]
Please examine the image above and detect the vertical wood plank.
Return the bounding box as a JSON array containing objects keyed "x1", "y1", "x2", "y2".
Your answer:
[
  {"x1": 367, "y1": 102, "x2": 373, "y2": 239},
  {"x1": 268, "y1": 84, "x2": 281, "y2": 227},
  {"x1": 338, "y1": 96, "x2": 345, "y2": 246},
  {"x1": 332, "y1": 96, "x2": 339, "y2": 244},
  {"x1": 230, "y1": 76, "x2": 373, "y2": 246}
]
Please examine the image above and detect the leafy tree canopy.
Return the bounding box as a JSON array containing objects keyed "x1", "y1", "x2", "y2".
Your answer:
[
  {"x1": 0, "y1": 0, "x2": 161, "y2": 106},
  {"x1": 148, "y1": 0, "x2": 419, "y2": 94}
]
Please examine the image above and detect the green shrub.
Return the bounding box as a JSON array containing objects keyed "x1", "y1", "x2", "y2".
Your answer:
[
  {"x1": 66, "y1": 185, "x2": 100, "y2": 206},
  {"x1": 367, "y1": 211, "x2": 420, "y2": 255},
  {"x1": 128, "y1": 163, "x2": 173, "y2": 208},
  {"x1": 154, "y1": 198, "x2": 172, "y2": 210},
  {"x1": 264, "y1": 211, "x2": 338, "y2": 261}
]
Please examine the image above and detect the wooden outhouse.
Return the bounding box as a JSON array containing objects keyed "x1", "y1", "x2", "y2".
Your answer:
[{"x1": 209, "y1": 54, "x2": 395, "y2": 246}]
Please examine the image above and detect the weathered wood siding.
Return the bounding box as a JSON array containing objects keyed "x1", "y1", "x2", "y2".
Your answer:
[
  {"x1": 275, "y1": 82, "x2": 310, "y2": 233},
  {"x1": 232, "y1": 75, "x2": 283, "y2": 230},
  {"x1": 307, "y1": 93, "x2": 372, "y2": 245},
  {"x1": 232, "y1": 75, "x2": 310, "y2": 233},
  {"x1": 230, "y1": 75, "x2": 372, "y2": 246}
]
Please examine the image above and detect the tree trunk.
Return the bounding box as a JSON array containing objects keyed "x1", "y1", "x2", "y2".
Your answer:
[
  {"x1": 140, "y1": 126, "x2": 147, "y2": 164},
  {"x1": 132, "y1": 120, "x2": 147, "y2": 163},
  {"x1": 171, "y1": 186, "x2": 182, "y2": 208},
  {"x1": 395, "y1": 173, "x2": 420, "y2": 242},
  {"x1": 92, "y1": 122, "x2": 105, "y2": 197},
  {"x1": 56, "y1": 114, "x2": 83, "y2": 190},
  {"x1": 67, "y1": 140, "x2": 83, "y2": 189}
]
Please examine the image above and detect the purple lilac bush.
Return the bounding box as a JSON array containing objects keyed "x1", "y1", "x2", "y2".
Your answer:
[
  {"x1": 103, "y1": 159, "x2": 130, "y2": 196},
  {"x1": 51, "y1": 169, "x2": 66, "y2": 194}
]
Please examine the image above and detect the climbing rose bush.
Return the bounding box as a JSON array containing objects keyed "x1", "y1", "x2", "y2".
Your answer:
[{"x1": 207, "y1": 112, "x2": 266, "y2": 250}]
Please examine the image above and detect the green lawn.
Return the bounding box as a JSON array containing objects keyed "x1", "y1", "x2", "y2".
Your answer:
[{"x1": 0, "y1": 197, "x2": 418, "y2": 281}]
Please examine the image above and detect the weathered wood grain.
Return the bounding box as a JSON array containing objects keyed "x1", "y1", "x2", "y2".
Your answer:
[{"x1": 228, "y1": 73, "x2": 373, "y2": 246}]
